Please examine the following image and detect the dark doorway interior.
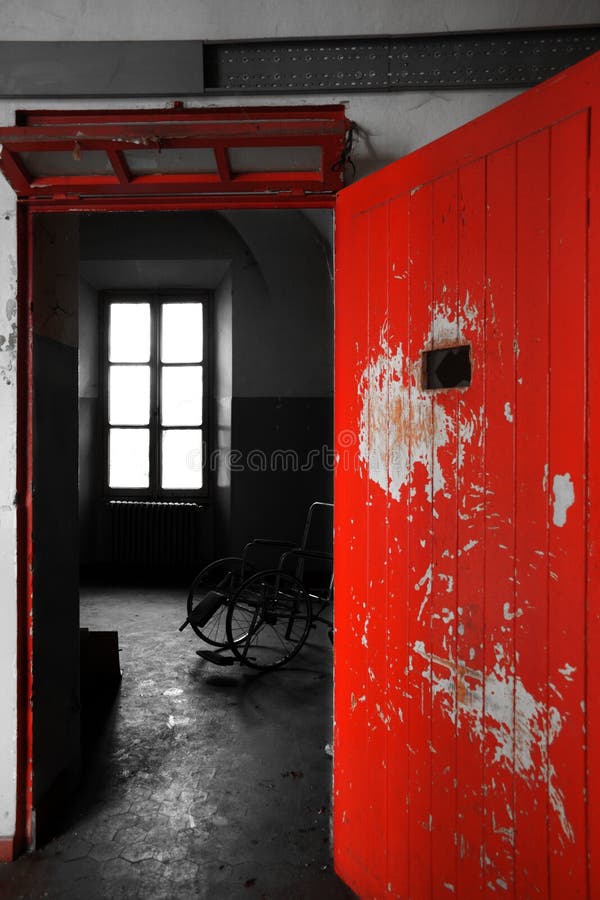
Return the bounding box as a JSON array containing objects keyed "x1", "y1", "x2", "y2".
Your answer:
[
  {"x1": 30, "y1": 208, "x2": 334, "y2": 851},
  {"x1": 77, "y1": 209, "x2": 334, "y2": 583}
]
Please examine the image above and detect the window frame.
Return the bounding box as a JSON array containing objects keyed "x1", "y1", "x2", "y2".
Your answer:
[{"x1": 101, "y1": 289, "x2": 211, "y2": 500}]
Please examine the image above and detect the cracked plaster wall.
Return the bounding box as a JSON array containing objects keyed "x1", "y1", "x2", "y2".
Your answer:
[{"x1": 0, "y1": 178, "x2": 18, "y2": 841}]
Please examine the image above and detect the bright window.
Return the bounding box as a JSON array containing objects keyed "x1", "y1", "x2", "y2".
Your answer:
[{"x1": 105, "y1": 294, "x2": 208, "y2": 495}]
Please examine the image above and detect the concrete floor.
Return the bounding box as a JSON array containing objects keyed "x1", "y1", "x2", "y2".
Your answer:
[{"x1": 0, "y1": 587, "x2": 354, "y2": 899}]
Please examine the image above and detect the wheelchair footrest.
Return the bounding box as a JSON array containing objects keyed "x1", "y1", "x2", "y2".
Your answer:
[
  {"x1": 196, "y1": 649, "x2": 235, "y2": 666},
  {"x1": 189, "y1": 590, "x2": 227, "y2": 627}
]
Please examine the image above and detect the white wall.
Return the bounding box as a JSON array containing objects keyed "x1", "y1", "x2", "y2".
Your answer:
[
  {"x1": 0, "y1": 0, "x2": 595, "y2": 846},
  {"x1": 0, "y1": 179, "x2": 18, "y2": 842},
  {"x1": 0, "y1": 0, "x2": 597, "y2": 39}
]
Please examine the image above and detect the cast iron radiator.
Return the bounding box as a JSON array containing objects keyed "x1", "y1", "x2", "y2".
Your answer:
[{"x1": 108, "y1": 500, "x2": 206, "y2": 567}]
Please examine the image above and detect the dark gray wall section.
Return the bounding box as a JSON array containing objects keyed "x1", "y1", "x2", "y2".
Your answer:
[
  {"x1": 230, "y1": 397, "x2": 333, "y2": 552},
  {"x1": 78, "y1": 397, "x2": 100, "y2": 564},
  {"x1": 78, "y1": 277, "x2": 100, "y2": 567},
  {"x1": 32, "y1": 214, "x2": 81, "y2": 842},
  {"x1": 214, "y1": 268, "x2": 233, "y2": 557},
  {"x1": 0, "y1": 41, "x2": 203, "y2": 97},
  {"x1": 222, "y1": 210, "x2": 333, "y2": 398},
  {"x1": 33, "y1": 335, "x2": 80, "y2": 832}
]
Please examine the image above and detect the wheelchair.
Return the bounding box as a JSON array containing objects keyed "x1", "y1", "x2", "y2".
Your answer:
[{"x1": 179, "y1": 502, "x2": 333, "y2": 672}]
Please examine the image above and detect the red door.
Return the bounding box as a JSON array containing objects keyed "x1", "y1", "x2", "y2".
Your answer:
[{"x1": 334, "y1": 51, "x2": 600, "y2": 899}]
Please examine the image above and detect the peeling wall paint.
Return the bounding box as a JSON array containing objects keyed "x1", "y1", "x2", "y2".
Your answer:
[
  {"x1": 357, "y1": 306, "x2": 483, "y2": 503},
  {"x1": 0, "y1": 182, "x2": 17, "y2": 839},
  {"x1": 0, "y1": 228, "x2": 18, "y2": 388}
]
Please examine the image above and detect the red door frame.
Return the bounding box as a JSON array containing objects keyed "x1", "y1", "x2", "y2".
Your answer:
[
  {"x1": 0, "y1": 105, "x2": 349, "y2": 208},
  {"x1": 10, "y1": 120, "x2": 342, "y2": 856}
]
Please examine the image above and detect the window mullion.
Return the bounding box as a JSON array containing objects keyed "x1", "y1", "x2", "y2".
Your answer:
[{"x1": 150, "y1": 295, "x2": 160, "y2": 498}]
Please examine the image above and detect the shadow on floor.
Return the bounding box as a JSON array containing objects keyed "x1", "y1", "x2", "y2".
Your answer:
[{"x1": 0, "y1": 586, "x2": 355, "y2": 900}]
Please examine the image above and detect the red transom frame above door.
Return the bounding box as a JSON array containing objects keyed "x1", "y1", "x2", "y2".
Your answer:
[{"x1": 0, "y1": 105, "x2": 350, "y2": 208}]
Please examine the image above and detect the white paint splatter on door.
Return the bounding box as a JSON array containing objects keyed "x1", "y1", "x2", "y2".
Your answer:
[
  {"x1": 552, "y1": 473, "x2": 575, "y2": 527},
  {"x1": 357, "y1": 306, "x2": 482, "y2": 503},
  {"x1": 410, "y1": 640, "x2": 574, "y2": 843}
]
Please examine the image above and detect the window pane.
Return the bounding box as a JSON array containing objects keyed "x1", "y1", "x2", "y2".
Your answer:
[
  {"x1": 109, "y1": 365, "x2": 150, "y2": 425},
  {"x1": 161, "y1": 303, "x2": 203, "y2": 363},
  {"x1": 109, "y1": 428, "x2": 149, "y2": 488},
  {"x1": 162, "y1": 429, "x2": 203, "y2": 489},
  {"x1": 161, "y1": 366, "x2": 202, "y2": 426},
  {"x1": 109, "y1": 303, "x2": 150, "y2": 362}
]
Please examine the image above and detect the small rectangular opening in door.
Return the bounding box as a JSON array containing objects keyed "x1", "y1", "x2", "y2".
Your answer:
[{"x1": 423, "y1": 344, "x2": 471, "y2": 390}]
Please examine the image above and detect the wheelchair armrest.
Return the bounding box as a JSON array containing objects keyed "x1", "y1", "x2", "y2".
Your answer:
[
  {"x1": 278, "y1": 548, "x2": 333, "y2": 565},
  {"x1": 242, "y1": 539, "x2": 299, "y2": 566},
  {"x1": 247, "y1": 539, "x2": 298, "y2": 548}
]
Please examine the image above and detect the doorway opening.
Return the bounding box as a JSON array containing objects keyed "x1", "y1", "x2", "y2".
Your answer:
[{"x1": 26, "y1": 205, "x2": 336, "y2": 866}]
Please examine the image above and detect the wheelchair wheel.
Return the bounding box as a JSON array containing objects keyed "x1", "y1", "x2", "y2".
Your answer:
[
  {"x1": 226, "y1": 569, "x2": 312, "y2": 671},
  {"x1": 186, "y1": 557, "x2": 253, "y2": 647}
]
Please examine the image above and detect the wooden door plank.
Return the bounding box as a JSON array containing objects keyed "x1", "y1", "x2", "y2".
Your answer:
[
  {"x1": 547, "y1": 110, "x2": 589, "y2": 895},
  {"x1": 430, "y1": 171, "x2": 461, "y2": 897},
  {"x1": 406, "y1": 180, "x2": 435, "y2": 900},
  {"x1": 333, "y1": 208, "x2": 372, "y2": 892},
  {"x1": 365, "y1": 203, "x2": 390, "y2": 891},
  {"x1": 455, "y1": 157, "x2": 487, "y2": 898},
  {"x1": 586, "y1": 85, "x2": 600, "y2": 900},
  {"x1": 483, "y1": 143, "x2": 518, "y2": 896},
  {"x1": 514, "y1": 127, "x2": 551, "y2": 899},
  {"x1": 386, "y1": 192, "x2": 411, "y2": 898}
]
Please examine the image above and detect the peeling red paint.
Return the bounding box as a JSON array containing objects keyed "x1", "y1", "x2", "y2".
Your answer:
[{"x1": 334, "y1": 52, "x2": 599, "y2": 900}]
